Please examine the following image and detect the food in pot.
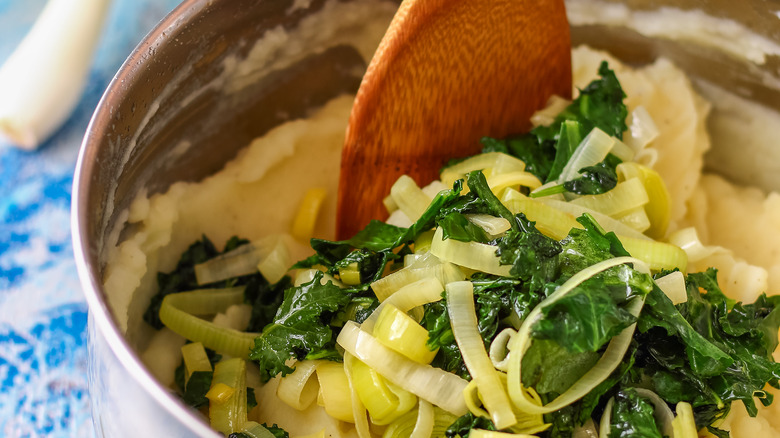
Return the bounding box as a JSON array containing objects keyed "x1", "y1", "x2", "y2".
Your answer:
[{"x1": 104, "y1": 40, "x2": 780, "y2": 438}]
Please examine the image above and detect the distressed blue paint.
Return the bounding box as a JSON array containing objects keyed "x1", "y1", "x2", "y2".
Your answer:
[{"x1": 0, "y1": 0, "x2": 183, "y2": 436}]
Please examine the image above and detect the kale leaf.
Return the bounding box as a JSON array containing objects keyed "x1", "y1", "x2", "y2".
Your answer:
[
  {"x1": 445, "y1": 412, "x2": 497, "y2": 437},
  {"x1": 173, "y1": 346, "x2": 222, "y2": 409},
  {"x1": 249, "y1": 271, "x2": 351, "y2": 382},
  {"x1": 563, "y1": 153, "x2": 622, "y2": 196},
  {"x1": 608, "y1": 388, "x2": 664, "y2": 438},
  {"x1": 480, "y1": 61, "x2": 628, "y2": 192}
]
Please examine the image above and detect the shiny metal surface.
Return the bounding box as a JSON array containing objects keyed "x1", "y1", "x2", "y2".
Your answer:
[
  {"x1": 73, "y1": 0, "x2": 369, "y2": 435},
  {"x1": 72, "y1": 0, "x2": 779, "y2": 436}
]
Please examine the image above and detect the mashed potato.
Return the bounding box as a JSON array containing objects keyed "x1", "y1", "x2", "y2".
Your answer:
[{"x1": 104, "y1": 45, "x2": 780, "y2": 437}]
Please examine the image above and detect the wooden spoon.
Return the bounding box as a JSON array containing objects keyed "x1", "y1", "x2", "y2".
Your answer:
[{"x1": 337, "y1": 0, "x2": 572, "y2": 240}]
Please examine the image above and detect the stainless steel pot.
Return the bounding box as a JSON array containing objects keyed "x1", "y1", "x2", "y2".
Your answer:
[{"x1": 72, "y1": 0, "x2": 780, "y2": 436}]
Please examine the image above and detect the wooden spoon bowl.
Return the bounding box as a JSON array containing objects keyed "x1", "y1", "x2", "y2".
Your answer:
[{"x1": 337, "y1": 0, "x2": 572, "y2": 240}]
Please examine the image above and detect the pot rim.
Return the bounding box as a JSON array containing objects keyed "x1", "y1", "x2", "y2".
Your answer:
[{"x1": 72, "y1": 0, "x2": 222, "y2": 435}]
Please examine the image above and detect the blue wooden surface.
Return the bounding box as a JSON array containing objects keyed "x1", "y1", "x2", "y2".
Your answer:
[{"x1": 0, "y1": 0, "x2": 182, "y2": 436}]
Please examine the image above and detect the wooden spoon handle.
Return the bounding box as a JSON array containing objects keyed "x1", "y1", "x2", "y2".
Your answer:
[{"x1": 338, "y1": 0, "x2": 571, "y2": 239}]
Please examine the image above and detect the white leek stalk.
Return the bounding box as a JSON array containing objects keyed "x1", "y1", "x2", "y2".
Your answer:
[
  {"x1": 0, "y1": 0, "x2": 110, "y2": 149},
  {"x1": 488, "y1": 328, "x2": 517, "y2": 372},
  {"x1": 343, "y1": 354, "x2": 372, "y2": 438},
  {"x1": 654, "y1": 271, "x2": 687, "y2": 304},
  {"x1": 466, "y1": 214, "x2": 512, "y2": 237},
  {"x1": 337, "y1": 321, "x2": 469, "y2": 416},
  {"x1": 557, "y1": 128, "x2": 615, "y2": 184},
  {"x1": 671, "y1": 402, "x2": 698, "y2": 438},
  {"x1": 447, "y1": 281, "x2": 516, "y2": 429},
  {"x1": 276, "y1": 360, "x2": 320, "y2": 410},
  {"x1": 430, "y1": 227, "x2": 511, "y2": 277},
  {"x1": 371, "y1": 259, "x2": 464, "y2": 302},
  {"x1": 362, "y1": 276, "x2": 444, "y2": 333},
  {"x1": 391, "y1": 175, "x2": 432, "y2": 222},
  {"x1": 569, "y1": 177, "x2": 649, "y2": 217},
  {"x1": 410, "y1": 400, "x2": 435, "y2": 438}
]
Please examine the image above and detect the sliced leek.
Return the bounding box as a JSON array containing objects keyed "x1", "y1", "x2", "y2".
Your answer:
[
  {"x1": 351, "y1": 359, "x2": 416, "y2": 425},
  {"x1": 569, "y1": 177, "x2": 649, "y2": 217},
  {"x1": 0, "y1": 0, "x2": 110, "y2": 149},
  {"x1": 625, "y1": 105, "x2": 659, "y2": 151},
  {"x1": 466, "y1": 214, "x2": 512, "y2": 237},
  {"x1": 292, "y1": 188, "x2": 328, "y2": 241},
  {"x1": 616, "y1": 162, "x2": 671, "y2": 239},
  {"x1": 240, "y1": 422, "x2": 278, "y2": 438},
  {"x1": 633, "y1": 388, "x2": 676, "y2": 438},
  {"x1": 538, "y1": 198, "x2": 649, "y2": 241},
  {"x1": 362, "y1": 276, "x2": 444, "y2": 333},
  {"x1": 374, "y1": 304, "x2": 438, "y2": 364},
  {"x1": 488, "y1": 328, "x2": 517, "y2": 372},
  {"x1": 558, "y1": 128, "x2": 615, "y2": 184},
  {"x1": 181, "y1": 342, "x2": 212, "y2": 385},
  {"x1": 337, "y1": 321, "x2": 469, "y2": 416},
  {"x1": 668, "y1": 227, "x2": 727, "y2": 263},
  {"x1": 209, "y1": 357, "x2": 247, "y2": 435},
  {"x1": 371, "y1": 260, "x2": 465, "y2": 302},
  {"x1": 315, "y1": 361, "x2": 355, "y2": 423},
  {"x1": 194, "y1": 235, "x2": 290, "y2": 285},
  {"x1": 620, "y1": 236, "x2": 688, "y2": 272},
  {"x1": 447, "y1": 281, "x2": 516, "y2": 429},
  {"x1": 382, "y1": 407, "x2": 458, "y2": 438},
  {"x1": 441, "y1": 152, "x2": 526, "y2": 187},
  {"x1": 501, "y1": 189, "x2": 580, "y2": 240},
  {"x1": 159, "y1": 287, "x2": 258, "y2": 359},
  {"x1": 391, "y1": 175, "x2": 432, "y2": 222},
  {"x1": 430, "y1": 227, "x2": 511, "y2": 277},
  {"x1": 487, "y1": 171, "x2": 543, "y2": 194},
  {"x1": 411, "y1": 400, "x2": 435, "y2": 438},
  {"x1": 344, "y1": 354, "x2": 372, "y2": 438},
  {"x1": 276, "y1": 360, "x2": 320, "y2": 410},
  {"x1": 672, "y1": 402, "x2": 698, "y2": 438},
  {"x1": 614, "y1": 206, "x2": 651, "y2": 233},
  {"x1": 654, "y1": 270, "x2": 687, "y2": 304}
]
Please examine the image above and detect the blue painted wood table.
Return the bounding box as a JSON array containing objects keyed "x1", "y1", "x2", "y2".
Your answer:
[{"x1": 0, "y1": 0, "x2": 182, "y2": 436}]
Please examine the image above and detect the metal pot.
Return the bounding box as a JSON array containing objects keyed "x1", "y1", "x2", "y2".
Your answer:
[{"x1": 72, "y1": 0, "x2": 780, "y2": 436}]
